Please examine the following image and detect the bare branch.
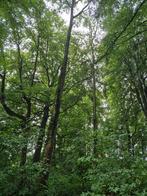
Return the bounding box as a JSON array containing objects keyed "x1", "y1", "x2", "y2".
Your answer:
[
  {"x1": 73, "y1": 0, "x2": 91, "y2": 18},
  {"x1": 65, "y1": 0, "x2": 71, "y2": 7}
]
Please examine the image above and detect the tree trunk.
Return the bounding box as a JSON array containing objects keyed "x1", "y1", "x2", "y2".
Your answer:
[
  {"x1": 89, "y1": 23, "x2": 98, "y2": 155},
  {"x1": 92, "y1": 62, "x2": 97, "y2": 155},
  {"x1": 20, "y1": 143, "x2": 28, "y2": 166},
  {"x1": 33, "y1": 104, "x2": 49, "y2": 162},
  {"x1": 19, "y1": 120, "x2": 29, "y2": 166},
  {"x1": 39, "y1": 0, "x2": 75, "y2": 186}
]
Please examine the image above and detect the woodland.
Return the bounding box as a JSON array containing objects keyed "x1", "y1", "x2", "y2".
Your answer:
[{"x1": 0, "y1": 0, "x2": 147, "y2": 195}]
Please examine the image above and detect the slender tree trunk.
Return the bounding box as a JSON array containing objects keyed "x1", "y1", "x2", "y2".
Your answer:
[
  {"x1": 39, "y1": 0, "x2": 75, "y2": 186},
  {"x1": 92, "y1": 62, "x2": 97, "y2": 155},
  {"x1": 33, "y1": 104, "x2": 49, "y2": 162},
  {"x1": 89, "y1": 24, "x2": 98, "y2": 155},
  {"x1": 19, "y1": 35, "x2": 40, "y2": 165},
  {"x1": 138, "y1": 79, "x2": 147, "y2": 117}
]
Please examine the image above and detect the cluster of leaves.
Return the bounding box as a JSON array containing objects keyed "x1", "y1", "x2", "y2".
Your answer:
[{"x1": 81, "y1": 157, "x2": 147, "y2": 196}]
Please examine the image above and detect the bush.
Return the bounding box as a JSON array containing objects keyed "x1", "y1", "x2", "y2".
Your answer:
[{"x1": 81, "y1": 157, "x2": 147, "y2": 196}]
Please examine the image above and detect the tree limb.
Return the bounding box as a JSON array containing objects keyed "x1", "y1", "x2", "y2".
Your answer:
[
  {"x1": 73, "y1": 0, "x2": 92, "y2": 18},
  {"x1": 0, "y1": 72, "x2": 25, "y2": 120},
  {"x1": 94, "y1": 0, "x2": 146, "y2": 64}
]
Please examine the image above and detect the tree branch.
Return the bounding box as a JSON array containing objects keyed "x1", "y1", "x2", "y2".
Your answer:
[
  {"x1": 0, "y1": 73, "x2": 25, "y2": 120},
  {"x1": 94, "y1": 0, "x2": 146, "y2": 64},
  {"x1": 73, "y1": 0, "x2": 91, "y2": 18}
]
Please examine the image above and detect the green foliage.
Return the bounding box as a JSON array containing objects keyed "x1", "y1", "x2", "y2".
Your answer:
[
  {"x1": 81, "y1": 157, "x2": 147, "y2": 196},
  {"x1": 0, "y1": 0, "x2": 147, "y2": 195},
  {"x1": 47, "y1": 167, "x2": 82, "y2": 196}
]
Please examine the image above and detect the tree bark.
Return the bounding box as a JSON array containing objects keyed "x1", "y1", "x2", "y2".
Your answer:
[
  {"x1": 20, "y1": 141, "x2": 28, "y2": 166},
  {"x1": 38, "y1": 0, "x2": 75, "y2": 186},
  {"x1": 33, "y1": 104, "x2": 49, "y2": 162}
]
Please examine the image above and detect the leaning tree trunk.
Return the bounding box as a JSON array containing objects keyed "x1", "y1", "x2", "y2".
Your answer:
[{"x1": 39, "y1": 0, "x2": 75, "y2": 186}]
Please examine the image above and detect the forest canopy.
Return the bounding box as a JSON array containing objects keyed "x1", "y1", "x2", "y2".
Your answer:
[{"x1": 0, "y1": 0, "x2": 147, "y2": 195}]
